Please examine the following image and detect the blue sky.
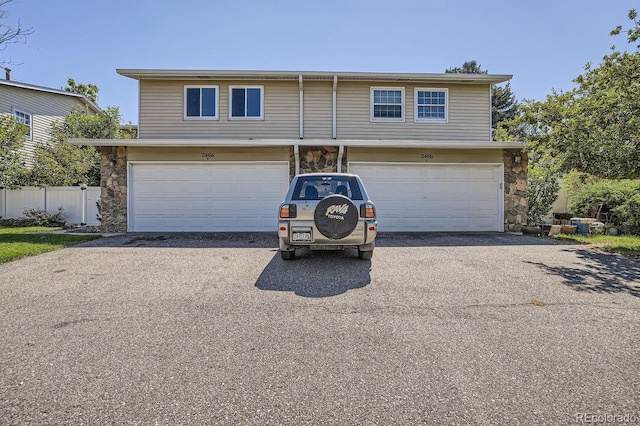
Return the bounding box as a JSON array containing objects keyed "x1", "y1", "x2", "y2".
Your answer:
[{"x1": 2, "y1": 0, "x2": 634, "y2": 124}]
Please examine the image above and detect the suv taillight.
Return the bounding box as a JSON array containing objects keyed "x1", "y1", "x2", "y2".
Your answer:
[
  {"x1": 280, "y1": 204, "x2": 297, "y2": 219},
  {"x1": 360, "y1": 203, "x2": 375, "y2": 218}
]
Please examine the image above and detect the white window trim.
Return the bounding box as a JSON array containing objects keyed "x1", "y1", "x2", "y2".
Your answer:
[
  {"x1": 183, "y1": 85, "x2": 219, "y2": 120},
  {"x1": 228, "y1": 85, "x2": 265, "y2": 120},
  {"x1": 370, "y1": 87, "x2": 405, "y2": 123},
  {"x1": 12, "y1": 107, "x2": 32, "y2": 139},
  {"x1": 414, "y1": 88, "x2": 449, "y2": 123}
]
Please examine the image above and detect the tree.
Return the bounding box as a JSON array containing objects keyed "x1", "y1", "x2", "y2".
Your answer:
[
  {"x1": 492, "y1": 83, "x2": 519, "y2": 131},
  {"x1": 0, "y1": 0, "x2": 33, "y2": 66},
  {"x1": 29, "y1": 106, "x2": 122, "y2": 186},
  {"x1": 445, "y1": 60, "x2": 486, "y2": 74},
  {"x1": 513, "y1": 9, "x2": 640, "y2": 179},
  {"x1": 446, "y1": 60, "x2": 519, "y2": 133},
  {"x1": 0, "y1": 115, "x2": 28, "y2": 188},
  {"x1": 610, "y1": 8, "x2": 639, "y2": 47},
  {"x1": 65, "y1": 78, "x2": 99, "y2": 104}
]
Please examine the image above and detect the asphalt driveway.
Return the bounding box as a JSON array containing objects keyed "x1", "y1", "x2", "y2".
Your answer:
[{"x1": 0, "y1": 232, "x2": 639, "y2": 424}]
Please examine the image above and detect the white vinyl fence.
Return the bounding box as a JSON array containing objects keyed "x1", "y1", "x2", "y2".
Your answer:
[{"x1": 0, "y1": 186, "x2": 101, "y2": 226}]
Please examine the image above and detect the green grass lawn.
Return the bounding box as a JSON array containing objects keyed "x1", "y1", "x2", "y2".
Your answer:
[
  {"x1": 555, "y1": 234, "x2": 640, "y2": 259},
  {"x1": 0, "y1": 227, "x2": 102, "y2": 265}
]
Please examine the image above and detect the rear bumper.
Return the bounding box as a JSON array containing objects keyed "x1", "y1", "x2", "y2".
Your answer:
[{"x1": 278, "y1": 219, "x2": 377, "y2": 250}]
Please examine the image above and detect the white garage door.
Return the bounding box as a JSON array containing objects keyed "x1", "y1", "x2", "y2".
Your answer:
[
  {"x1": 349, "y1": 163, "x2": 503, "y2": 232},
  {"x1": 129, "y1": 162, "x2": 289, "y2": 232}
]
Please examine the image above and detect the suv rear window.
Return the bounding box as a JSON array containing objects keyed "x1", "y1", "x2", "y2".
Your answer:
[{"x1": 292, "y1": 176, "x2": 363, "y2": 201}]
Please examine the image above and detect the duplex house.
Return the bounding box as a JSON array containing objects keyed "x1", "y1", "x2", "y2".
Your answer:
[
  {"x1": 74, "y1": 69, "x2": 527, "y2": 233},
  {"x1": 0, "y1": 74, "x2": 101, "y2": 165}
]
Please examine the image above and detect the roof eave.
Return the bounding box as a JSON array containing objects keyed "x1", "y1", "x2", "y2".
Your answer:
[
  {"x1": 70, "y1": 138, "x2": 524, "y2": 149},
  {"x1": 0, "y1": 79, "x2": 102, "y2": 113},
  {"x1": 116, "y1": 69, "x2": 512, "y2": 84}
]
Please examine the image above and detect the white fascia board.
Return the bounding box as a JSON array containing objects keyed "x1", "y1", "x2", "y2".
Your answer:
[{"x1": 70, "y1": 138, "x2": 524, "y2": 149}]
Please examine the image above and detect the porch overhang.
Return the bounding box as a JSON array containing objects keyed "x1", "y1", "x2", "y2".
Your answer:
[{"x1": 70, "y1": 138, "x2": 525, "y2": 150}]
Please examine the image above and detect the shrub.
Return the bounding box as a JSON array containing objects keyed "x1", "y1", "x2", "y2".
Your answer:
[
  {"x1": 613, "y1": 193, "x2": 640, "y2": 235},
  {"x1": 0, "y1": 207, "x2": 67, "y2": 228},
  {"x1": 527, "y1": 163, "x2": 560, "y2": 224},
  {"x1": 569, "y1": 180, "x2": 640, "y2": 234}
]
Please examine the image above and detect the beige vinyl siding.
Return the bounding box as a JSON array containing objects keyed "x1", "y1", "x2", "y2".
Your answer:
[
  {"x1": 137, "y1": 78, "x2": 492, "y2": 142},
  {"x1": 139, "y1": 80, "x2": 299, "y2": 139},
  {"x1": 336, "y1": 82, "x2": 490, "y2": 141},
  {"x1": 303, "y1": 80, "x2": 333, "y2": 139},
  {"x1": 0, "y1": 85, "x2": 90, "y2": 165}
]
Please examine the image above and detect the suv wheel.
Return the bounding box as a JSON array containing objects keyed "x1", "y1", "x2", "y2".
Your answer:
[
  {"x1": 281, "y1": 250, "x2": 296, "y2": 260},
  {"x1": 358, "y1": 248, "x2": 373, "y2": 260},
  {"x1": 313, "y1": 195, "x2": 359, "y2": 239}
]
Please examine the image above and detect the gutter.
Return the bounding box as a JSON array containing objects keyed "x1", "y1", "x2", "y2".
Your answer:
[
  {"x1": 70, "y1": 138, "x2": 524, "y2": 149},
  {"x1": 116, "y1": 69, "x2": 513, "y2": 85}
]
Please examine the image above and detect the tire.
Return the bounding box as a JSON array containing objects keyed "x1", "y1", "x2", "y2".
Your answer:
[
  {"x1": 313, "y1": 195, "x2": 358, "y2": 240},
  {"x1": 281, "y1": 250, "x2": 295, "y2": 260},
  {"x1": 358, "y1": 249, "x2": 373, "y2": 260}
]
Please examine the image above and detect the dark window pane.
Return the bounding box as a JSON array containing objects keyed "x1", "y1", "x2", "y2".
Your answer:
[
  {"x1": 232, "y1": 88, "x2": 245, "y2": 117},
  {"x1": 201, "y1": 88, "x2": 216, "y2": 117},
  {"x1": 186, "y1": 88, "x2": 200, "y2": 117},
  {"x1": 293, "y1": 176, "x2": 363, "y2": 200},
  {"x1": 246, "y1": 88, "x2": 261, "y2": 117},
  {"x1": 374, "y1": 105, "x2": 402, "y2": 118}
]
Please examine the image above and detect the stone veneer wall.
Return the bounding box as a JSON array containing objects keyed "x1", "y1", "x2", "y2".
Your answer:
[
  {"x1": 100, "y1": 146, "x2": 127, "y2": 233},
  {"x1": 289, "y1": 146, "x2": 347, "y2": 178},
  {"x1": 503, "y1": 149, "x2": 528, "y2": 232}
]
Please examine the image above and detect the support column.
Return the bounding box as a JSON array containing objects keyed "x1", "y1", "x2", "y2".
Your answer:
[
  {"x1": 503, "y1": 149, "x2": 528, "y2": 232},
  {"x1": 100, "y1": 146, "x2": 128, "y2": 233}
]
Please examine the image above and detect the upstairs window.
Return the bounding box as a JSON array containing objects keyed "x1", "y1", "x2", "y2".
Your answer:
[
  {"x1": 415, "y1": 88, "x2": 448, "y2": 122},
  {"x1": 370, "y1": 88, "x2": 404, "y2": 122},
  {"x1": 229, "y1": 86, "x2": 263, "y2": 119},
  {"x1": 184, "y1": 86, "x2": 218, "y2": 119},
  {"x1": 13, "y1": 108, "x2": 32, "y2": 138}
]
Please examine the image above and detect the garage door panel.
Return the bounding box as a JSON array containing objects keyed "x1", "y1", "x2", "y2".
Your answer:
[
  {"x1": 425, "y1": 167, "x2": 448, "y2": 180},
  {"x1": 130, "y1": 162, "x2": 288, "y2": 232},
  {"x1": 350, "y1": 163, "x2": 502, "y2": 232},
  {"x1": 473, "y1": 168, "x2": 500, "y2": 180}
]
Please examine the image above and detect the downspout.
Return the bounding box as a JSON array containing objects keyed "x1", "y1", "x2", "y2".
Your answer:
[
  {"x1": 332, "y1": 75, "x2": 338, "y2": 139},
  {"x1": 299, "y1": 74, "x2": 304, "y2": 139},
  {"x1": 294, "y1": 144, "x2": 300, "y2": 176}
]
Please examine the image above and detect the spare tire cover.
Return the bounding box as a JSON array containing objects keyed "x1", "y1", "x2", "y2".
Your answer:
[{"x1": 314, "y1": 195, "x2": 359, "y2": 239}]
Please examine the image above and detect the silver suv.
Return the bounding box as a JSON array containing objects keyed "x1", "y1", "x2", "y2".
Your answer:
[{"x1": 278, "y1": 173, "x2": 377, "y2": 260}]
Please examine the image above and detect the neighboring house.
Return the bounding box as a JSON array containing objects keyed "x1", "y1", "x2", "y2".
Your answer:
[
  {"x1": 0, "y1": 75, "x2": 101, "y2": 166},
  {"x1": 72, "y1": 69, "x2": 527, "y2": 233}
]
